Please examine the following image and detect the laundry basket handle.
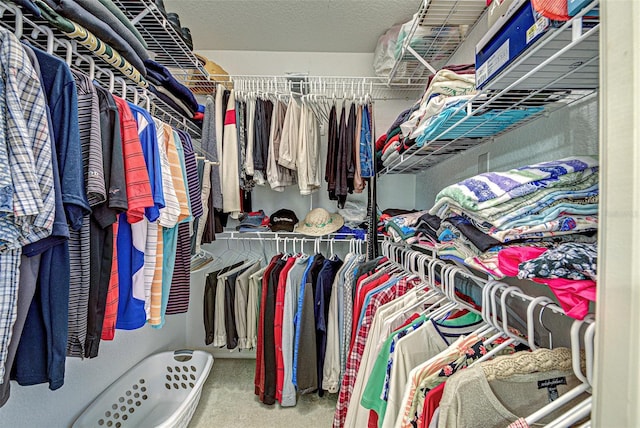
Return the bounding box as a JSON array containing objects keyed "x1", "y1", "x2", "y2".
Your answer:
[{"x1": 173, "y1": 349, "x2": 194, "y2": 361}]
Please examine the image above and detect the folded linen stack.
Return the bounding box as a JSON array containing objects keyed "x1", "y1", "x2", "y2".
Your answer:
[
  {"x1": 430, "y1": 156, "x2": 599, "y2": 319},
  {"x1": 377, "y1": 66, "x2": 476, "y2": 169},
  {"x1": 382, "y1": 156, "x2": 599, "y2": 319},
  {"x1": 144, "y1": 59, "x2": 200, "y2": 119},
  {"x1": 40, "y1": 0, "x2": 150, "y2": 75}
]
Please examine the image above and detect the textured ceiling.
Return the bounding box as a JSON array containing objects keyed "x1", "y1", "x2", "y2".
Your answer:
[{"x1": 163, "y1": 0, "x2": 418, "y2": 52}]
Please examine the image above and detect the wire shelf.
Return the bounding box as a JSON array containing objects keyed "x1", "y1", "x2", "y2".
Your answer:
[
  {"x1": 198, "y1": 75, "x2": 430, "y2": 101},
  {"x1": 387, "y1": 0, "x2": 487, "y2": 83},
  {"x1": 112, "y1": 0, "x2": 205, "y2": 73},
  {"x1": 0, "y1": 2, "x2": 202, "y2": 138},
  {"x1": 380, "y1": 1, "x2": 600, "y2": 175}
]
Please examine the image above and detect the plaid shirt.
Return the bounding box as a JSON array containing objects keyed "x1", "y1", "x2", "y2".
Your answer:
[
  {"x1": 0, "y1": 28, "x2": 55, "y2": 380},
  {"x1": 1, "y1": 28, "x2": 54, "y2": 249},
  {"x1": 333, "y1": 276, "x2": 418, "y2": 428},
  {"x1": 341, "y1": 255, "x2": 365, "y2": 377}
]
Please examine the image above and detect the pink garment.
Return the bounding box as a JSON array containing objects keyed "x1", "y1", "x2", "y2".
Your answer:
[
  {"x1": 498, "y1": 246, "x2": 548, "y2": 277},
  {"x1": 507, "y1": 417, "x2": 531, "y2": 428},
  {"x1": 498, "y1": 247, "x2": 596, "y2": 320}
]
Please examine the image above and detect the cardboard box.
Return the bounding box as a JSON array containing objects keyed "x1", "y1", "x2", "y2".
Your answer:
[{"x1": 475, "y1": 0, "x2": 550, "y2": 89}]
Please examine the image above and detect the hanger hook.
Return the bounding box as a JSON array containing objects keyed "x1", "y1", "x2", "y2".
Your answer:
[{"x1": 539, "y1": 301, "x2": 556, "y2": 349}]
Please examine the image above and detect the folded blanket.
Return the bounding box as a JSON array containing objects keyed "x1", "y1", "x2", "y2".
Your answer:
[
  {"x1": 145, "y1": 59, "x2": 199, "y2": 113},
  {"x1": 431, "y1": 156, "x2": 599, "y2": 214},
  {"x1": 437, "y1": 173, "x2": 600, "y2": 229},
  {"x1": 381, "y1": 140, "x2": 400, "y2": 162},
  {"x1": 488, "y1": 214, "x2": 598, "y2": 243},
  {"x1": 42, "y1": 0, "x2": 148, "y2": 75},
  {"x1": 35, "y1": 0, "x2": 147, "y2": 86}
]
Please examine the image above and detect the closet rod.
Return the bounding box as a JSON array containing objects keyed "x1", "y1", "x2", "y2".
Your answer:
[
  {"x1": 381, "y1": 239, "x2": 569, "y2": 317},
  {"x1": 201, "y1": 74, "x2": 428, "y2": 101},
  {"x1": 212, "y1": 231, "x2": 368, "y2": 241}
]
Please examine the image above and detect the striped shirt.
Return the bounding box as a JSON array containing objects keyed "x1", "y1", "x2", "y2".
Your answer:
[
  {"x1": 148, "y1": 225, "x2": 164, "y2": 326},
  {"x1": 165, "y1": 128, "x2": 193, "y2": 315},
  {"x1": 176, "y1": 130, "x2": 203, "y2": 219},
  {"x1": 67, "y1": 71, "x2": 106, "y2": 358},
  {"x1": 67, "y1": 217, "x2": 91, "y2": 357},
  {"x1": 0, "y1": 29, "x2": 55, "y2": 379},
  {"x1": 71, "y1": 70, "x2": 105, "y2": 208},
  {"x1": 113, "y1": 96, "x2": 153, "y2": 224},
  {"x1": 154, "y1": 119, "x2": 180, "y2": 228},
  {"x1": 165, "y1": 222, "x2": 191, "y2": 314},
  {"x1": 165, "y1": 127, "x2": 190, "y2": 223}
]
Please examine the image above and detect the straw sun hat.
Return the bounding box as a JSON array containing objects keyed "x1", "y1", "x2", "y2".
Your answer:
[{"x1": 295, "y1": 208, "x2": 344, "y2": 236}]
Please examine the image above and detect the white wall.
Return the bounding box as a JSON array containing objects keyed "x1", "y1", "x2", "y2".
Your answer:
[
  {"x1": 196, "y1": 49, "x2": 418, "y2": 219},
  {"x1": 185, "y1": 50, "x2": 418, "y2": 357},
  {"x1": 0, "y1": 316, "x2": 187, "y2": 426}
]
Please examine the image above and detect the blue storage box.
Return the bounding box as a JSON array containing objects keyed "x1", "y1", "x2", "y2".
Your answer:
[{"x1": 475, "y1": 0, "x2": 550, "y2": 89}]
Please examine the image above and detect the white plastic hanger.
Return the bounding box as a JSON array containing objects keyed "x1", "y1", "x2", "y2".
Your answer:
[
  {"x1": 545, "y1": 396, "x2": 592, "y2": 428},
  {"x1": 526, "y1": 296, "x2": 555, "y2": 351},
  {"x1": 0, "y1": 2, "x2": 23, "y2": 39},
  {"x1": 523, "y1": 315, "x2": 595, "y2": 426}
]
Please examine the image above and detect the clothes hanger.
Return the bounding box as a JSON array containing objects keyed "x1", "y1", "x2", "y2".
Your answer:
[
  {"x1": 1, "y1": 2, "x2": 23, "y2": 39},
  {"x1": 471, "y1": 284, "x2": 525, "y2": 364},
  {"x1": 141, "y1": 89, "x2": 152, "y2": 112},
  {"x1": 418, "y1": 263, "x2": 459, "y2": 321},
  {"x1": 526, "y1": 296, "x2": 555, "y2": 351},
  {"x1": 571, "y1": 315, "x2": 595, "y2": 385},
  {"x1": 471, "y1": 281, "x2": 512, "y2": 348},
  {"x1": 584, "y1": 320, "x2": 595, "y2": 385},
  {"x1": 543, "y1": 320, "x2": 595, "y2": 428},
  {"x1": 467, "y1": 279, "x2": 502, "y2": 340},
  {"x1": 115, "y1": 77, "x2": 127, "y2": 99},
  {"x1": 522, "y1": 315, "x2": 595, "y2": 426},
  {"x1": 544, "y1": 396, "x2": 592, "y2": 428}
]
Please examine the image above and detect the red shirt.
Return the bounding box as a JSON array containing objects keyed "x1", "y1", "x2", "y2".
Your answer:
[
  {"x1": 254, "y1": 255, "x2": 282, "y2": 399},
  {"x1": 113, "y1": 96, "x2": 153, "y2": 224},
  {"x1": 101, "y1": 219, "x2": 119, "y2": 340},
  {"x1": 351, "y1": 272, "x2": 391, "y2": 347},
  {"x1": 420, "y1": 382, "x2": 446, "y2": 428},
  {"x1": 274, "y1": 256, "x2": 297, "y2": 402}
]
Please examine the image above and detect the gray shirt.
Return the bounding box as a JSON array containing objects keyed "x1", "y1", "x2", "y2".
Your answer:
[
  {"x1": 280, "y1": 256, "x2": 310, "y2": 407},
  {"x1": 438, "y1": 364, "x2": 588, "y2": 428},
  {"x1": 235, "y1": 261, "x2": 262, "y2": 349}
]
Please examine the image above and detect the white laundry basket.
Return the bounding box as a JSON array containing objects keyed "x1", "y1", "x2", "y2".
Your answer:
[{"x1": 73, "y1": 350, "x2": 213, "y2": 428}]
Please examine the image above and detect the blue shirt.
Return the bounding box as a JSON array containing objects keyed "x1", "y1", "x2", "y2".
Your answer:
[
  {"x1": 32, "y1": 46, "x2": 90, "y2": 230},
  {"x1": 360, "y1": 104, "x2": 374, "y2": 178},
  {"x1": 292, "y1": 255, "x2": 315, "y2": 387},
  {"x1": 115, "y1": 213, "x2": 146, "y2": 330},
  {"x1": 128, "y1": 102, "x2": 164, "y2": 222},
  {"x1": 357, "y1": 278, "x2": 398, "y2": 331}
]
